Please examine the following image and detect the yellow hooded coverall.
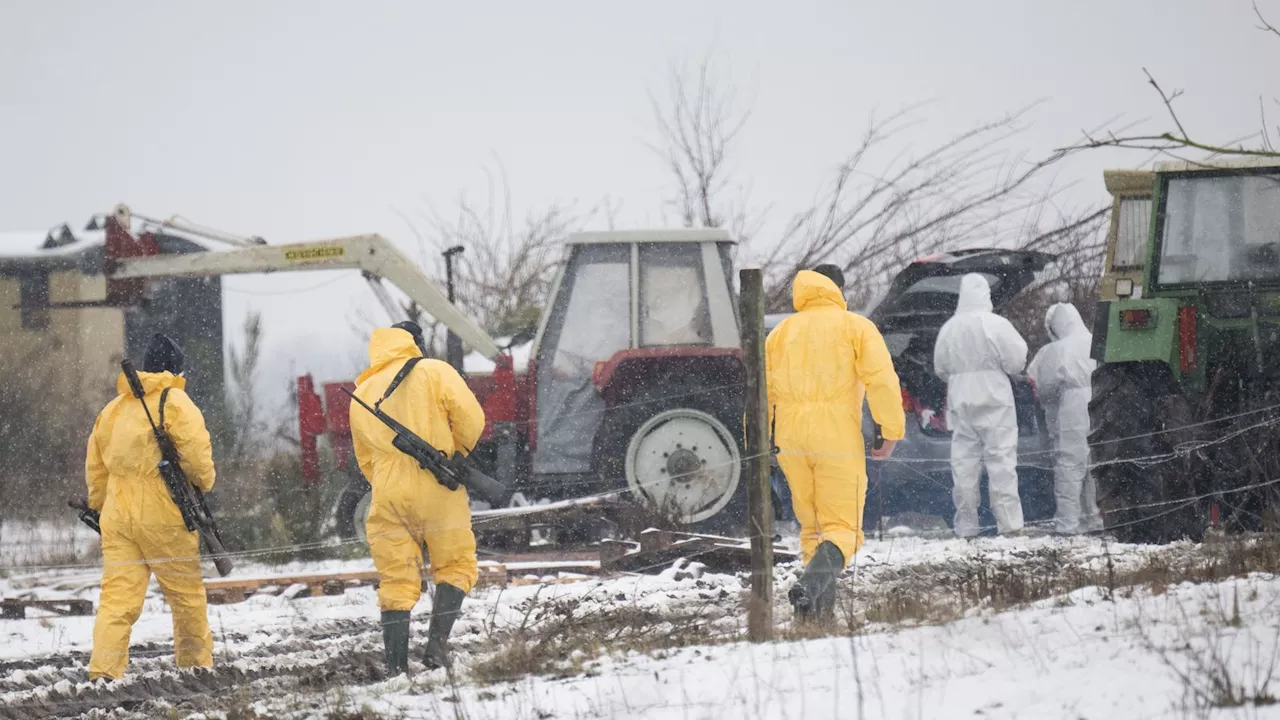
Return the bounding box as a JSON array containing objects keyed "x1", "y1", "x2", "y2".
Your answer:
[
  {"x1": 350, "y1": 328, "x2": 486, "y2": 610},
  {"x1": 86, "y1": 372, "x2": 216, "y2": 680},
  {"x1": 766, "y1": 271, "x2": 906, "y2": 563}
]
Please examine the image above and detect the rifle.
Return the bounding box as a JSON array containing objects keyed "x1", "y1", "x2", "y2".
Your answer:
[
  {"x1": 121, "y1": 359, "x2": 234, "y2": 577},
  {"x1": 343, "y1": 387, "x2": 512, "y2": 507},
  {"x1": 68, "y1": 499, "x2": 101, "y2": 534}
]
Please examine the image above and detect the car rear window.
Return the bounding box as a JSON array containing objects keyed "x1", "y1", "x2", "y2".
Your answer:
[{"x1": 879, "y1": 272, "x2": 1002, "y2": 314}]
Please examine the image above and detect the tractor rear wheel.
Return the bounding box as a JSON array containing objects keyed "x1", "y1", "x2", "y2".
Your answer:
[
  {"x1": 335, "y1": 478, "x2": 371, "y2": 543},
  {"x1": 1089, "y1": 363, "x2": 1200, "y2": 544},
  {"x1": 594, "y1": 381, "x2": 746, "y2": 533}
]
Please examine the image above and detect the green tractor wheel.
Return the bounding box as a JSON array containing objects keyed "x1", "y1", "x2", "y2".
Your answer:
[{"x1": 1089, "y1": 363, "x2": 1202, "y2": 544}]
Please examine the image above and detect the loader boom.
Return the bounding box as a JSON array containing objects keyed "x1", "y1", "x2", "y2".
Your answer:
[{"x1": 104, "y1": 212, "x2": 501, "y2": 360}]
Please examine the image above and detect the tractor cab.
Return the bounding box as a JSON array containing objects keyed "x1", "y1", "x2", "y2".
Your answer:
[
  {"x1": 530, "y1": 230, "x2": 746, "y2": 528},
  {"x1": 1094, "y1": 159, "x2": 1280, "y2": 389},
  {"x1": 1091, "y1": 158, "x2": 1280, "y2": 543}
]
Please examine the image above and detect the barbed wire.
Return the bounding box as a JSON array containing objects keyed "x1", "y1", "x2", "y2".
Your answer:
[{"x1": 4, "y1": 378, "x2": 1279, "y2": 587}]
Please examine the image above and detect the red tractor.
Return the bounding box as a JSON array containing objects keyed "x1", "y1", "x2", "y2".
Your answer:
[{"x1": 296, "y1": 230, "x2": 749, "y2": 540}]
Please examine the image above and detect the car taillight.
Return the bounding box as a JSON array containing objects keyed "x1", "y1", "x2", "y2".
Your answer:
[
  {"x1": 1178, "y1": 305, "x2": 1197, "y2": 374},
  {"x1": 1119, "y1": 308, "x2": 1156, "y2": 330}
]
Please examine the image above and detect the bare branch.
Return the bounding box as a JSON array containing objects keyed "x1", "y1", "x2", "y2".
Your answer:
[
  {"x1": 1256, "y1": 0, "x2": 1280, "y2": 39},
  {"x1": 650, "y1": 55, "x2": 752, "y2": 229},
  {"x1": 1060, "y1": 63, "x2": 1280, "y2": 159},
  {"x1": 748, "y1": 106, "x2": 1079, "y2": 311}
]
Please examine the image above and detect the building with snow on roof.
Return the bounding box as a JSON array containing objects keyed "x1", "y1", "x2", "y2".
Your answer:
[{"x1": 0, "y1": 217, "x2": 226, "y2": 513}]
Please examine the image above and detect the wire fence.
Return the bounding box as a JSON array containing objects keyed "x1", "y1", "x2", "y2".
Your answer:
[{"x1": 3, "y1": 379, "x2": 1279, "y2": 578}]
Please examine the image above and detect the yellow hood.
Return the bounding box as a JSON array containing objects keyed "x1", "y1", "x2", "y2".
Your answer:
[
  {"x1": 358, "y1": 328, "x2": 424, "y2": 385},
  {"x1": 115, "y1": 370, "x2": 185, "y2": 397},
  {"x1": 792, "y1": 270, "x2": 847, "y2": 312}
]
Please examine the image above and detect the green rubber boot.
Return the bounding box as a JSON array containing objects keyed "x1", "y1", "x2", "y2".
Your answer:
[
  {"x1": 423, "y1": 583, "x2": 466, "y2": 670},
  {"x1": 381, "y1": 610, "x2": 411, "y2": 676},
  {"x1": 788, "y1": 541, "x2": 845, "y2": 624}
]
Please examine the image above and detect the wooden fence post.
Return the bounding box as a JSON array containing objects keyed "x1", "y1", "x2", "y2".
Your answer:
[{"x1": 739, "y1": 268, "x2": 774, "y2": 642}]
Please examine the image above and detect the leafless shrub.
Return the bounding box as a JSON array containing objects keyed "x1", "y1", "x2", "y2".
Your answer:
[
  {"x1": 394, "y1": 166, "x2": 589, "y2": 354},
  {"x1": 754, "y1": 107, "x2": 1092, "y2": 312},
  {"x1": 1006, "y1": 205, "x2": 1111, "y2": 350},
  {"x1": 1139, "y1": 594, "x2": 1280, "y2": 716},
  {"x1": 225, "y1": 310, "x2": 267, "y2": 472},
  {"x1": 0, "y1": 341, "x2": 85, "y2": 521}
]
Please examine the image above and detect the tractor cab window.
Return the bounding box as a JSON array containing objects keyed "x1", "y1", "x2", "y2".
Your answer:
[
  {"x1": 1158, "y1": 172, "x2": 1280, "y2": 284},
  {"x1": 1114, "y1": 197, "x2": 1152, "y2": 268},
  {"x1": 545, "y1": 245, "x2": 631, "y2": 371},
  {"x1": 884, "y1": 272, "x2": 1002, "y2": 315},
  {"x1": 638, "y1": 243, "x2": 712, "y2": 346},
  {"x1": 532, "y1": 243, "x2": 631, "y2": 475}
]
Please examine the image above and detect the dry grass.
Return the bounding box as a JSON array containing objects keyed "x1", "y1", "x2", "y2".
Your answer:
[
  {"x1": 830, "y1": 533, "x2": 1280, "y2": 633},
  {"x1": 470, "y1": 592, "x2": 726, "y2": 685}
]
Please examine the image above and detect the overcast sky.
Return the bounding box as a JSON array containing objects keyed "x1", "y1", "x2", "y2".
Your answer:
[{"x1": 2, "y1": 0, "x2": 1276, "y2": 415}]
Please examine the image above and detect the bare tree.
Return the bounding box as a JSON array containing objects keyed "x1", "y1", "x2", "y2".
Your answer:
[
  {"x1": 1007, "y1": 205, "x2": 1112, "y2": 350},
  {"x1": 1063, "y1": 3, "x2": 1280, "y2": 159},
  {"x1": 756, "y1": 107, "x2": 1080, "y2": 311},
  {"x1": 650, "y1": 56, "x2": 761, "y2": 243},
  {"x1": 396, "y1": 166, "x2": 590, "y2": 354},
  {"x1": 648, "y1": 58, "x2": 1098, "y2": 313},
  {"x1": 226, "y1": 311, "x2": 266, "y2": 469}
]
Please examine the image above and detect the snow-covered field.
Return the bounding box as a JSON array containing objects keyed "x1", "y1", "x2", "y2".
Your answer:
[
  {"x1": 0, "y1": 520, "x2": 99, "y2": 569},
  {"x1": 3, "y1": 534, "x2": 1280, "y2": 719}
]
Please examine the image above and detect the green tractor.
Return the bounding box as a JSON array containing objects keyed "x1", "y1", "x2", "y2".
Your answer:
[{"x1": 1090, "y1": 158, "x2": 1280, "y2": 543}]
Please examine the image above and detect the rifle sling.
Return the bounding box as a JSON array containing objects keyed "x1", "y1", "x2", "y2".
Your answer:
[
  {"x1": 366, "y1": 357, "x2": 474, "y2": 460},
  {"x1": 159, "y1": 387, "x2": 171, "y2": 428},
  {"x1": 375, "y1": 357, "x2": 423, "y2": 409}
]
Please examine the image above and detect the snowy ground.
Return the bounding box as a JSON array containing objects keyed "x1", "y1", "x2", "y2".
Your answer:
[
  {"x1": 0, "y1": 520, "x2": 99, "y2": 569},
  {"x1": 2, "y1": 534, "x2": 1280, "y2": 718}
]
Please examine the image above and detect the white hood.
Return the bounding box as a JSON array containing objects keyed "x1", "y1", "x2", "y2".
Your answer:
[
  {"x1": 955, "y1": 273, "x2": 994, "y2": 314},
  {"x1": 1045, "y1": 303, "x2": 1087, "y2": 341}
]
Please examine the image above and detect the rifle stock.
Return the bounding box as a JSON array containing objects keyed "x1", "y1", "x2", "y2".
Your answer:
[{"x1": 68, "y1": 499, "x2": 101, "y2": 535}]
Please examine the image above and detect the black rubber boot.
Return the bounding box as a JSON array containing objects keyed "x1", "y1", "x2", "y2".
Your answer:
[
  {"x1": 789, "y1": 541, "x2": 845, "y2": 624},
  {"x1": 423, "y1": 583, "x2": 466, "y2": 670},
  {"x1": 381, "y1": 610, "x2": 411, "y2": 676}
]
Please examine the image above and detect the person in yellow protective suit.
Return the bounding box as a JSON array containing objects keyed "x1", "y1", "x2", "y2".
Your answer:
[
  {"x1": 349, "y1": 321, "x2": 486, "y2": 675},
  {"x1": 766, "y1": 266, "x2": 905, "y2": 622},
  {"x1": 86, "y1": 334, "x2": 217, "y2": 680}
]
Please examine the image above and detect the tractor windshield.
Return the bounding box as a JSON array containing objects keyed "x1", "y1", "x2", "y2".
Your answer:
[
  {"x1": 1157, "y1": 171, "x2": 1280, "y2": 284},
  {"x1": 638, "y1": 243, "x2": 712, "y2": 346}
]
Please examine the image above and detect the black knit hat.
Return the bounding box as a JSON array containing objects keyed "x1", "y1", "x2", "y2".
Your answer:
[
  {"x1": 391, "y1": 320, "x2": 427, "y2": 355},
  {"x1": 812, "y1": 264, "x2": 845, "y2": 290},
  {"x1": 143, "y1": 333, "x2": 185, "y2": 375}
]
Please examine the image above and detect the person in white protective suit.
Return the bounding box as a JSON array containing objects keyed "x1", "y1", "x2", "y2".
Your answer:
[
  {"x1": 934, "y1": 274, "x2": 1028, "y2": 537},
  {"x1": 1027, "y1": 303, "x2": 1105, "y2": 534}
]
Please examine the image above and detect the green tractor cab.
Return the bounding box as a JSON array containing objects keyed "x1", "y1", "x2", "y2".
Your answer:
[{"x1": 1091, "y1": 158, "x2": 1280, "y2": 543}]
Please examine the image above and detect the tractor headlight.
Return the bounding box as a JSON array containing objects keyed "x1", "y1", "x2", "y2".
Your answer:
[{"x1": 1115, "y1": 278, "x2": 1134, "y2": 298}]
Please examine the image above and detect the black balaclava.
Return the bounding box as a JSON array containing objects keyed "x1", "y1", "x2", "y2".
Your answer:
[
  {"x1": 143, "y1": 333, "x2": 185, "y2": 375},
  {"x1": 812, "y1": 264, "x2": 846, "y2": 291},
  {"x1": 391, "y1": 321, "x2": 428, "y2": 356}
]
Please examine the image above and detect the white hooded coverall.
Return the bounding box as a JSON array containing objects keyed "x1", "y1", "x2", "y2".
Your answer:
[
  {"x1": 1027, "y1": 303, "x2": 1104, "y2": 534},
  {"x1": 934, "y1": 274, "x2": 1028, "y2": 536}
]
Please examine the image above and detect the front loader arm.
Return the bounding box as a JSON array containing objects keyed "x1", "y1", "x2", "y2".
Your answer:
[{"x1": 109, "y1": 232, "x2": 501, "y2": 360}]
